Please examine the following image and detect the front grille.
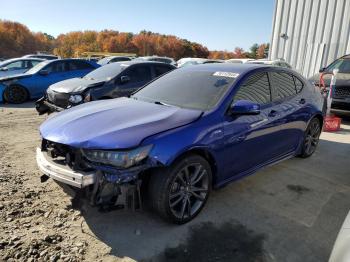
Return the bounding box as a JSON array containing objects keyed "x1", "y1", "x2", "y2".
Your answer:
[
  {"x1": 46, "y1": 90, "x2": 71, "y2": 108},
  {"x1": 334, "y1": 86, "x2": 350, "y2": 99},
  {"x1": 42, "y1": 139, "x2": 92, "y2": 172}
]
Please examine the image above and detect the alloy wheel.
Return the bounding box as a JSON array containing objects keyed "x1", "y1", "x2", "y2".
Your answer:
[
  {"x1": 168, "y1": 163, "x2": 209, "y2": 220},
  {"x1": 304, "y1": 119, "x2": 321, "y2": 156}
]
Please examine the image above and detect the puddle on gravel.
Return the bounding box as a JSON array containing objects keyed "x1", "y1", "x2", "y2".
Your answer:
[{"x1": 148, "y1": 221, "x2": 266, "y2": 262}]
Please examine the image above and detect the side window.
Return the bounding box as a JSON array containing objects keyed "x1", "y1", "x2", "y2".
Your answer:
[
  {"x1": 127, "y1": 66, "x2": 152, "y2": 83},
  {"x1": 23, "y1": 60, "x2": 34, "y2": 69},
  {"x1": 154, "y1": 65, "x2": 172, "y2": 77},
  {"x1": 233, "y1": 72, "x2": 271, "y2": 104},
  {"x1": 69, "y1": 60, "x2": 94, "y2": 70},
  {"x1": 293, "y1": 76, "x2": 304, "y2": 93},
  {"x1": 111, "y1": 57, "x2": 130, "y2": 63},
  {"x1": 45, "y1": 62, "x2": 66, "y2": 73},
  {"x1": 6, "y1": 61, "x2": 23, "y2": 70},
  {"x1": 271, "y1": 72, "x2": 297, "y2": 100}
]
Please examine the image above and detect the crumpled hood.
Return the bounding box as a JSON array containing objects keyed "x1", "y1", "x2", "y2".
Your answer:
[
  {"x1": 40, "y1": 97, "x2": 202, "y2": 149},
  {"x1": 49, "y1": 77, "x2": 106, "y2": 93}
]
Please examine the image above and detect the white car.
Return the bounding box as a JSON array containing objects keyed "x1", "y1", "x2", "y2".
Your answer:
[
  {"x1": 225, "y1": 58, "x2": 255, "y2": 64},
  {"x1": 0, "y1": 58, "x2": 44, "y2": 78},
  {"x1": 329, "y1": 211, "x2": 350, "y2": 262}
]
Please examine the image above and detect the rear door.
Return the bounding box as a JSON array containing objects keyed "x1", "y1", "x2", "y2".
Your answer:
[
  {"x1": 269, "y1": 71, "x2": 306, "y2": 154},
  {"x1": 115, "y1": 64, "x2": 153, "y2": 96},
  {"x1": 222, "y1": 71, "x2": 288, "y2": 179}
]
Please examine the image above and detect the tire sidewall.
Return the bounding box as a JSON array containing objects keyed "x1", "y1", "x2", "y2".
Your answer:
[
  {"x1": 4, "y1": 85, "x2": 29, "y2": 104},
  {"x1": 300, "y1": 117, "x2": 321, "y2": 157},
  {"x1": 162, "y1": 155, "x2": 212, "y2": 224}
]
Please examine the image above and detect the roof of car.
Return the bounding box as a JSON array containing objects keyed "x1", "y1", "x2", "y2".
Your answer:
[
  {"x1": 113, "y1": 60, "x2": 175, "y2": 67},
  {"x1": 179, "y1": 63, "x2": 271, "y2": 74},
  {"x1": 2, "y1": 57, "x2": 45, "y2": 63}
]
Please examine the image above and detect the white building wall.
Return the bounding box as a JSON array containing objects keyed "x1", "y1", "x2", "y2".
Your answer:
[{"x1": 269, "y1": 0, "x2": 350, "y2": 78}]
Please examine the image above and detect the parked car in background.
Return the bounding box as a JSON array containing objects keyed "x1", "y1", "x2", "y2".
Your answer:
[
  {"x1": 178, "y1": 58, "x2": 224, "y2": 67},
  {"x1": 0, "y1": 58, "x2": 5, "y2": 62},
  {"x1": 35, "y1": 61, "x2": 175, "y2": 114},
  {"x1": 0, "y1": 58, "x2": 44, "y2": 78},
  {"x1": 329, "y1": 211, "x2": 350, "y2": 262},
  {"x1": 309, "y1": 54, "x2": 350, "y2": 113},
  {"x1": 36, "y1": 63, "x2": 323, "y2": 224},
  {"x1": 97, "y1": 56, "x2": 132, "y2": 66},
  {"x1": 135, "y1": 56, "x2": 177, "y2": 66},
  {"x1": 225, "y1": 58, "x2": 255, "y2": 64},
  {"x1": 22, "y1": 54, "x2": 59, "y2": 60},
  {"x1": 247, "y1": 59, "x2": 293, "y2": 69},
  {"x1": 1, "y1": 59, "x2": 99, "y2": 104}
]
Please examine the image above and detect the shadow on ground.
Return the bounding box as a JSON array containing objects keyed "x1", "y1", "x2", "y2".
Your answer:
[{"x1": 75, "y1": 136, "x2": 350, "y2": 262}]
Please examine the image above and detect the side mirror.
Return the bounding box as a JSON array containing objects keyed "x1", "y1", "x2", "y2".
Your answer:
[
  {"x1": 0, "y1": 67, "x2": 8, "y2": 71},
  {"x1": 120, "y1": 75, "x2": 130, "y2": 83},
  {"x1": 229, "y1": 100, "x2": 260, "y2": 115},
  {"x1": 39, "y1": 69, "x2": 49, "y2": 76},
  {"x1": 319, "y1": 67, "x2": 326, "y2": 73}
]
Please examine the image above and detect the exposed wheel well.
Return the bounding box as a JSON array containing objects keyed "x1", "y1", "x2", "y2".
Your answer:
[{"x1": 170, "y1": 149, "x2": 218, "y2": 185}]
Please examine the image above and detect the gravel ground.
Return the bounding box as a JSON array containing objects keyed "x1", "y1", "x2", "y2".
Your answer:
[{"x1": 0, "y1": 102, "x2": 349, "y2": 262}]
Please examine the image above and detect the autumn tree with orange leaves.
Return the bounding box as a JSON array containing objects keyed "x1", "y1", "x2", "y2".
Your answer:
[{"x1": 0, "y1": 20, "x2": 268, "y2": 61}]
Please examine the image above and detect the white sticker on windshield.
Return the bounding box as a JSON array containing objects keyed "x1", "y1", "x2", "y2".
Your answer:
[{"x1": 213, "y1": 72, "x2": 239, "y2": 78}]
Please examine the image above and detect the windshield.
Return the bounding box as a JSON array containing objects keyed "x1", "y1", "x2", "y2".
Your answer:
[
  {"x1": 132, "y1": 68, "x2": 237, "y2": 111},
  {"x1": 84, "y1": 63, "x2": 128, "y2": 80},
  {"x1": 25, "y1": 61, "x2": 49, "y2": 74},
  {"x1": 327, "y1": 59, "x2": 350, "y2": 73}
]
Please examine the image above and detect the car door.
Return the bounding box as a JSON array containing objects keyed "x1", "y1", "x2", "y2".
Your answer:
[
  {"x1": 269, "y1": 71, "x2": 306, "y2": 154},
  {"x1": 30, "y1": 61, "x2": 68, "y2": 97},
  {"x1": 115, "y1": 64, "x2": 152, "y2": 96},
  {"x1": 222, "y1": 71, "x2": 288, "y2": 180},
  {"x1": 67, "y1": 60, "x2": 96, "y2": 78}
]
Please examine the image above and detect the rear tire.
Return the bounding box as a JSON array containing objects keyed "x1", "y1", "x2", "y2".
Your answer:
[
  {"x1": 299, "y1": 118, "x2": 321, "y2": 158},
  {"x1": 148, "y1": 154, "x2": 212, "y2": 224},
  {"x1": 4, "y1": 85, "x2": 29, "y2": 104}
]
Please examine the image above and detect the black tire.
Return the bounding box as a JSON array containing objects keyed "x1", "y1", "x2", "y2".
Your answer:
[
  {"x1": 299, "y1": 117, "x2": 321, "y2": 158},
  {"x1": 4, "y1": 85, "x2": 29, "y2": 104},
  {"x1": 148, "y1": 154, "x2": 212, "y2": 224}
]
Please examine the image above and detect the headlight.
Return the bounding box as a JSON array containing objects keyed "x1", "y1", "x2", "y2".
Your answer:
[
  {"x1": 82, "y1": 145, "x2": 153, "y2": 168},
  {"x1": 69, "y1": 94, "x2": 83, "y2": 104}
]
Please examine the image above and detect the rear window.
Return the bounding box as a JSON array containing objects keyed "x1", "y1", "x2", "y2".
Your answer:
[
  {"x1": 271, "y1": 72, "x2": 297, "y2": 100},
  {"x1": 154, "y1": 65, "x2": 172, "y2": 77}
]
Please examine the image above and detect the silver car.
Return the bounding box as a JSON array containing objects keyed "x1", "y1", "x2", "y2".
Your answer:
[{"x1": 0, "y1": 58, "x2": 44, "y2": 78}]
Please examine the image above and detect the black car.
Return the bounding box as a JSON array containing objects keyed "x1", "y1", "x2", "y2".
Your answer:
[
  {"x1": 310, "y1": 54, "x2": 350, "y2": 113},
  {"x1": 35, "y1": 61, "x2": 176, "y2": 114}
]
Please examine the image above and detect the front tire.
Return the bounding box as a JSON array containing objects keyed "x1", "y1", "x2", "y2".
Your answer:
[
  {"x1": 148, "y1": 154, "x2": 212, "y2": 224},
  {"x1": 4, "y1": 85, "x2": 29, "y2": 104},
  {"x1": 299, "y1": 118, "x2": 321, "y2": 158}
]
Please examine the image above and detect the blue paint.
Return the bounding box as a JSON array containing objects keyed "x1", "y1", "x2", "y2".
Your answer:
[
  {"x1": 40, "y1": 64, "x2": 324, "y2": 188},
  {"x1": 0, "y1": 59, "x2": 99, "y2": 102}
]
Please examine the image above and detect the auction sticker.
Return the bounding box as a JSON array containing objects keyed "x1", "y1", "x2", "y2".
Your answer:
[{"x1": 213, "y1": 72, "x2": 239, "y2": 78}]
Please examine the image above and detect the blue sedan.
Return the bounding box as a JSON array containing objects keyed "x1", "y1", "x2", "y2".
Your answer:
[
  {"x1": 0, "y1": 59, "x2": 99, "y2": 103},
  {"x1": 36, "y1": 64, "x2": 324, "y2": 224}
]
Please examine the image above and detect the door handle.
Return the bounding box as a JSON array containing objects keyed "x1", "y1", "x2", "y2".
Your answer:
[
  {"x1": 268, "y1": 110, "x2": 278, "y2": 117},
  {"x1": 298, "y1": 98, "x2": 306, "y2": 104}
]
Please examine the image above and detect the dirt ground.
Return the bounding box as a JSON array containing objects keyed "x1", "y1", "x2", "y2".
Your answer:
[{"x1": 0, "y1": 102, "x2": 349, "y2": 262}]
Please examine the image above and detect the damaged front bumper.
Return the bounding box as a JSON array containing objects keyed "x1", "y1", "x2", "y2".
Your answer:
[
  {"x1": 35, "y1": 97, "x2": 64, "y2": 115},
  {"x1": 36, "y1": 148, "x2": 94, "y2": 188}
]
